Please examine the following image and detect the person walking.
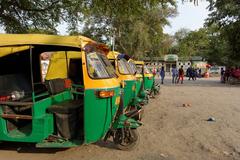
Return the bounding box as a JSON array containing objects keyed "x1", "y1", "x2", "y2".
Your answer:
[
  {"x1": 188, "y1": 67, "x2": 194, "y2": 80},
  {"x1": 171, "y1": 66, "x2": 178, "y2": 84},
  {"x1": 177, "y1": 66, "x2": 184, "y2": 84},
  {"x1": 160, "y1": 66, "x2": 165, "y2": 84}
]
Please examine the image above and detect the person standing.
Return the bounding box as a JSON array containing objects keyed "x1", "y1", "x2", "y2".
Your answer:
[
  {"x1": 220, "y1": 67, "x2": 225, "y2": 83},
  {"x1": 177, "y1": 66, "x2": 184, "y2": 84},
  {"x1": 160, "y1": 66, "x2": 165, "y2": 84},
  {"x1": 198, "y1": 68, "x2": 202, "y2": 78},
  {"x1": 171, "y1": 66, "x2": 178, "y2": 84}
]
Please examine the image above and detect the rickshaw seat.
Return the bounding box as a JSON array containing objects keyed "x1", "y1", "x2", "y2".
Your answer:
[
  {"x1": 45, "y1": 78, "x2": 66, "y2": 95},
  {"x1": 47, "y1": 100, "x2": 83, "y2": 139}
]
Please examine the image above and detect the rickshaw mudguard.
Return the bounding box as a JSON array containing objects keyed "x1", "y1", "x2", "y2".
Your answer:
[{"x1": 113, "y1": 114, "x2": 141, "y2": 129}]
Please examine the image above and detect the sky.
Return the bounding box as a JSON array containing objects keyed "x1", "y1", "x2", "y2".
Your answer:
[{"x1": 164, "y1": 0, "x2": 210, "y2": 35}]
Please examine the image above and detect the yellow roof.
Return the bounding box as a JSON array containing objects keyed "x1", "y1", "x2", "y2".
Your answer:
[
  {"x1": 0, "y1": 34, "x2": 81, "y2": 48},
  {"x1": 134, "y1": 61, "x2": 144, "y2": 65},
  {"x1": 107, "y1": 51, "x2": 120, "y2": 59},
  {"x1": 0, "y1": 34, "x2": 110, "y2": 57}
]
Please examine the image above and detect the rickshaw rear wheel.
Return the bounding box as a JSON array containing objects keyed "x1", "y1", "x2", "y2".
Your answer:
[{"x1": 113, "y1": 128, "x2": 139, "y2": 151}]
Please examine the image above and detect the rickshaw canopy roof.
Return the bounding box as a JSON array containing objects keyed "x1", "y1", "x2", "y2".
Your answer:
[
  {"x1": 134, "y1": 61, "x2": 144, "y2": 65},
  {"x1": 0, "y1": 34, "x2": 109, "y2": 57},
  {"x1": 107, "y1": 51, "x2": 120, "y2": 59},
  {"x1": 0, "y1": 34, "x2": 81, "y2": 48}
]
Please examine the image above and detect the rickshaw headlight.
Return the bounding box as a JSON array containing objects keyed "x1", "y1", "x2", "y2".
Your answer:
[{"x1": 98, "y1": 90, "x2": 115, "y2": 98}]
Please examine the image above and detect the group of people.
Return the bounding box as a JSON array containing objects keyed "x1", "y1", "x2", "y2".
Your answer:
[
  {"x1": 186, "y1": 66, "x2": 201, "y2": 81},
  {"x1": 152, "y1": 66, "x2": 203, "y2": 85},
  {"x1": 152, "y1": 66, "x2": 184, "y2": 84},
  {"x1": 220, "y1": 67, "x2": 240, "y2": 83}
]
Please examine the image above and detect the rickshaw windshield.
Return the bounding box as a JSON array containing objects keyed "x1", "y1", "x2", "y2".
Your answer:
[
  {"x1": 144, "y1": 65, "x2": 150, "y2": 74},
  {"x1": 128, "y1": 62, "x2": 137, "y2": 74},
  {"x1": 118, "y1": 59, "x2": 131, "y2": 75},
  {"x1": 136, "y1": 65, "x2": 143, "y2": 74},
  {"x1": 86, "y1": 52, "x2": 113, "y2": 79},
  {"x1": 100, "y1": 55, "x2": 117, "y2": 77}
]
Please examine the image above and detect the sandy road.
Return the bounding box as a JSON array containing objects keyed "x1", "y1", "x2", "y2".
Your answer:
[{"x1": 0, "y1": 76, "x2": 240, "y2": 160}]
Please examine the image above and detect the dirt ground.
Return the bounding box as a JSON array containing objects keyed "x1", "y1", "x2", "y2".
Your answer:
[{"x1": 0, "y1": 76, "x2": 240, "y2": 160}]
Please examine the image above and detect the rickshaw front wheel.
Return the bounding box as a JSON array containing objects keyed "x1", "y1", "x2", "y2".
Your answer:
[{"x1": 113, "y1": 128, "x2": 139, "y2": 150}]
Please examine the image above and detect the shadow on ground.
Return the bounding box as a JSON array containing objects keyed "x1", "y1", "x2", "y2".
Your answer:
[{"x1": 0, "y1": 142, "x2": 67, "y2": 154}]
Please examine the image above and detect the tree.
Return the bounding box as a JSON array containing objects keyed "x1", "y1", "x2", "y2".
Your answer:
[
  {"x1": 0, "y1": 0, "x2": 85, "y2": 33},
  {"x1": 206, "y1": 0, "x2": 240, "y2": 65},
  {"x1": 172, "y1": 28, "x2": 210, "y2": 58},
  {"x1": 80, "y1": 1, "x2": 177, "y2": 59}
]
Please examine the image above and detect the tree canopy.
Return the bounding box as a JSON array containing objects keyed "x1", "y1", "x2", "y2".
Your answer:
[{"x1": 0, "y1": 0, "x2": 239, "y2": 65}]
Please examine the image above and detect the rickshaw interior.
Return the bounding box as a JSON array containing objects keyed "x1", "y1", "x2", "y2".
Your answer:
[{"x1": 0, "y1": 45, "x2": 87, "y2": 141}]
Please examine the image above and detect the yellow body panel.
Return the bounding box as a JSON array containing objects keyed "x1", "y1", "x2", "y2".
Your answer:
[
  {"x1": 144, "y1": 73, "x2": 153, "y2": 77},
  {"x1": 135, "y1": 74, "x2": 143, "y2": 78}
]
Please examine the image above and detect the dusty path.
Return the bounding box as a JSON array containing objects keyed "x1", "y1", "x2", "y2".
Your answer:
[{"x1": 0, "y1": 77, "x2": 240, "y2": 160}]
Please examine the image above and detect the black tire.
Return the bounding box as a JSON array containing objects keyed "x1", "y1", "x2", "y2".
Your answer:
[{"x1": 113, "y1": 128, "x2": 140, "y2": 151}]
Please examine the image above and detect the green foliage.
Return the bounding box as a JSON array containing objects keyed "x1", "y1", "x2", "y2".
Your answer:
[
  {"x1": 172, "y1": 28, "x2": 209, "y2": 58},
  {"x1": 0, "y1": 0, "x2": 86, "y2": 33},
  {"x1": 80, "y1": 0, "x2": 177, "y2": 59},
  {"x1": 206, "y1": 0, "x2": 240, "y2": 65}
]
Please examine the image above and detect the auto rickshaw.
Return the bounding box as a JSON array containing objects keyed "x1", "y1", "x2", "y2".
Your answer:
[
  {"x1": 134, "y1": 61, "x2": 160, "y2": 97},
  {"x1": 107, "y1": 51, "x2": 144, "y2": 121},
  {"x1": 0, "y1": 34, "x2": 140, "y2": 150},
  {"x1": 128, "y1": 59, "x2": 149, "y2": 105}
]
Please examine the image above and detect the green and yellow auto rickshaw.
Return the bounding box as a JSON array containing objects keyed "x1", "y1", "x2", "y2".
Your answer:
[
  {"x1": 0, "y1": 34, "x2": 140, "y2": 150},
  {"x1": 134, "y1": 61, "x2": 160, "y2": 97},
  {"x1": 107, "y1": 51, "x2": 144, "y2": 121}
]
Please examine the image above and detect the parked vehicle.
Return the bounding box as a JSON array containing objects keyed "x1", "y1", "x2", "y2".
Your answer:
[
  {"x1": 107, "y1": 51, "x2": 144, "y2": 122},
  {"x1": 134, "y1": 61, "x2": 160, "y2": 98},
  {"x1": 0, "y1": 34, "x2": 141, "y2": 150}
]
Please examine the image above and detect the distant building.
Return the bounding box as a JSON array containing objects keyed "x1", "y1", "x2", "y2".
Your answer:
[{"x1": 143, "y1": 54, "x2": 207, "y2": 75}]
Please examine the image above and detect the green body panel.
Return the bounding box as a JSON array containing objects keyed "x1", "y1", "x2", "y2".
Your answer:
[
  {"x1": 135, "y1": 78, "x2": 143, "y2": 96},
  {"x1": 123, "y1": 80, "x2": 135, "y2": 108},
  {"x1": 144, "y1": 77, "x2": 154, "y2": 90},
  {"x1": 84, "y1": 87, "x2": 120, "y2": 144},
  {"x1": 0, "y1": 91, "x2": 72, "y2": 143}
]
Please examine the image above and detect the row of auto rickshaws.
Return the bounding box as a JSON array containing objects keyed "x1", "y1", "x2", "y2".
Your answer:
[{"x1": 0, "y1": 34, "x2": 160, "y2": 150}]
